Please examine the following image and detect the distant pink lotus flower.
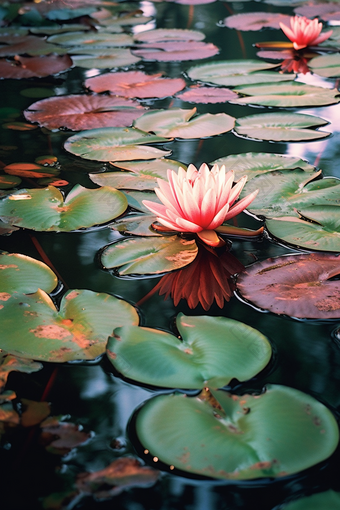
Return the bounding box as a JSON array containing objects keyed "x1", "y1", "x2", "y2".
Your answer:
[
  {"x1": 279, "y1": 16, "x2": 332, "y2": 51},
  {"x1": 142, "y1": 163, "x2": 258, "y2": 248}
]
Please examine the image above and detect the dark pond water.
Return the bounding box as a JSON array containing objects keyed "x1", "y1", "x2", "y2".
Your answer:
[{"x1": 1, "y1": 0, "x2": 340, "y2": 509}]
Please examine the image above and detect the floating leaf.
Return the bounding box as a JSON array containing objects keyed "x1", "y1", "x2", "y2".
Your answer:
[
  {"x1": 85, "y1": 70, "x2": 186, "y2": 99},
  {"x1": 266, "y1": 206, "x2": 340, "y2": 253},
  {"x1": 21, "y1": 399, "x2": 50, "y2": 427},
  {"x1": 0, "y1": 252, "x2": 57, "y2": 294},
  {"x1": 186, "y1": 60, "x2": 287, "y2": 87},
  {"x1": 40, "y1": 417, "x2": 91, "y2": 454},
  {"x1": 0, "y1": 35, "x2": 67, "y2": 57},
  {"x1": 107, "y1": 313, "x2": 271, "y2": 389},
  {"x1": 134, "y1": 108, "x2": 235, "y2": 138},
  {"x1": 121, "y1": 190, "x2": 161, "y2": 213},
  {"x1": 210, "y1": 152, "x2": 315, "y2": 182},
  {"x1": 4, "y1": 162, "x2": 59, "y2": 178},
  {"x1": 111, "y1": 214, "x2": 159, "y2": 237},
  {"x1": 176, "y1": 85, "x2": 238, "y2": 103},
  {"x1": 133, "y1": 28, "x2": 206, "y2": 43},
  {"x1": 0, "y1": 175, "x2": 21, "y2": 189},
  {"x1": 71, "y1": 49, "x2": 141, "y2": 69},
  {"x1": 0, "y1": 185, "x2": 128, "y2": 232},
  {"x1": 280, "y1": 491, "x2": 340, "y2": 510},
  {"x1": 47, "y1": 31, "x2": 133, "y2": 47},
  {"x1": 236, "y1": 253, "x2": 340, "y2": 319},
  {"x1": 0, "y1": 54, "x2": 72, "y2": 79},
  {"x1": 101, "y1": 236, "x2": 198, "y2": 275},
  {"x1": 294, "y1": 3, "x2": 340, "y2": 22},
  {"x1": 90, "y1": 159, "x2": 183, "y2": 190},
  {"x1": 64, "y1": 128, "x2": 171, "y2": 162},
  {"x1": 0, "y1": 354, "x2": 43, "y2": 393},
  {"x1": 234, "y1": 113, "x2": 330, "y2": 142},
  {"x1": 0, "y1": 289, "x2": 139, "y2": 362},
  {"x1": 242, "y1": 171, "x2": 340, "y2": 219},
  {"x1": 135, "y1": 385, "x2": 339, "y2": 480},
  {"x1": 24, "y1": 95, "x2": 146, "y2": 131},
  {"x1": 46, "y1": 7, "x2": 97, "y2": 21},
  {"x1": 309, "y1": 53, "x2": 340, "y2": 78},
  {"x1": 223, "y1": 12, "x2": 291, "y2": 31},
  {"x1": 233, "y1": 82, "x2": 340, "y2": 107},
  {"x1": 132, "y1": 41, "x2": 219, "y2": 62}
]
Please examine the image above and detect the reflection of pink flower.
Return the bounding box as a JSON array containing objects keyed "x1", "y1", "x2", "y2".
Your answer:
[
  {"x1": 143, "y1": 164, "x2": 258, "y2": 248},
  {"x1": 279, "y1": 16, "x2": 332, "y2": 51}
]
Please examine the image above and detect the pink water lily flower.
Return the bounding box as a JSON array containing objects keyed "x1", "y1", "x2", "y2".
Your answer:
[
  {"x1": 279, "y1": 16, "x2": 332, "y2": 51},
  {"x1": 142, "y1": 163, "x2": 258, "y2": 247}
]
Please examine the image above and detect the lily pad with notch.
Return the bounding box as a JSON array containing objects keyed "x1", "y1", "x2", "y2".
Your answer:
[
  {"x1": 107, "y1": 313, "x2": 272, "y2": 389},
  {"x1": 134, "y1": 384, "x2": 339, "y2": 480},
  {"x1": 236, "y1": 252, "x2": 340, "y2": 319},
  {"x1": 0, "y1": 289, "x2": 139, "y2": 362}
]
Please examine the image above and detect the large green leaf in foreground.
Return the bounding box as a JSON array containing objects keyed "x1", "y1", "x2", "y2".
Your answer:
[
  {"x1": 309, "y1": 53, "x2": 340, "y2": 78},
  {"x1": 266, "y1": 206, "x2": 340, "y2": 252},
  {"x1": 210, "y1": 152, "x2": 315, "y2": 182},
  {"x1": 101, "y1": 236, "x2": 198, "y2": 275},
  {"x1": 281, "y1": 490, "x2": 340, "y2": 510},
  {"x1": 234, "y1": 113, "x2": 330, "y2": 142},
  {"x1": 0, "y1": 252, "x2": 57, "y2": 294},
  {"x1": 233, "y1": 82, "x2": 340, "y2": 107},
  {"x1": 135, "y1": 385, "x2": 339, "y2": 480},
  {"x1": 107, "y1": 313, "x2": 272, "y2": 389},
  {"x1": 242, "y1": 171, "x2": 340, "y2": 219},
  {"x1": 0, "y1": 185, "x2": 127, "y2": 231},
  {"x1": 64, "y1": 127, "x2": 171, "y2": 162},
  {"x1": 0, "y1": 289, "x2": 139, "y2": 362}
]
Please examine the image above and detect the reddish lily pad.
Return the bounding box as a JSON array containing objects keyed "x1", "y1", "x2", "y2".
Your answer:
[
  {"x1": 132, "y1": 41, "x2": 219, "y2": 62},
  {"x1": 0, "y1": 288, "x2": 139, "y2": 362},
  {"x1": 0, "y1": 185, "x2": 128, "y2": 232},
  {"x1": 85, "y1": 70, "x2": 186, "y2": 99},
  {"x1": 101, "y1": 236, "x2": 198, "y2": 275},
  {"x1": 4, "y1": 162, "x2": 59, "y2": 178},
  {"x1": 40, "y1": 417, "x2": 91, "y2": 454},
  {"x1": 224, "y1": 12, "x2": 291, "y2": 31},
  {"x1": 236, "y1": 253, "x2": 340, "y2": 319},
  {"x1": 134, "y1": 108, "x2": 235, "y2": 138},
  {"x1": 24, "y1": 95, "x2": 146, "y2": 131},
  {"x1": 21, "y1": 399, "x2": 50, "y2": 427},
  {"x1": 0, "y1": 35, "x2": 67, "y2": 57},
  {"x1": 294, "y1": 3, "x2": 340, "y2": 22},
  {"x1": 176, "y1": 85, "x2": 238, "y2": 103},
  {"x1": 133, "y1": 28, "x2": 206, "y2": 43},
  {"x1": 47, "y1": 31, "x2": 133, "y2": 47},
  {"x1": 266, "y1": 206, "x2": 340, "y2": 253},
  {"x1": 0, "y1": 354, "x2": 43, "y2": 393},
  {"x1": 0, "y1": 54, "x2": 73, "y2": 79}
]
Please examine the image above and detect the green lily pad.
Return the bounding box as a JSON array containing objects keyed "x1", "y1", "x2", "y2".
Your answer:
[
  {"x1": 0, "y1": 174, "x2": 21, "y2": 189},
  {"x1": 134, "y1": 108, "x2": 235, "y2": 138},
  {"x1": 0, "y1": 252, "x2": 57, "y2": 294},
  {"x1": 0, "y1": 185, "x2": 128, "y2": 232},
  {"x1": 0, "y1": 289, "x2": 139, "y2": 362},
  {"x1": 236, "y1": 252, "x2": 340, "y2": 319},
  {"x1": 0, "y1": 354, "x2": 43, "y2": 393},
  {"x1": 309, "y1": 53, "x2": 340, "y2": 78},
  {"x1": 241, "y1": 171, "x2": 340, "y2": 219},
  {"x1": 70, "y1": 49, "x2": 141, "y2": 69},
  {"x1": 186, "y1": 60, "x2": 283, "y2": 87},
  {"x1": 101, "y1": 236, "x2": 198, "y2": 275},
  {"x1": 281, "y1": 491, "x2": 340, "y2": 510},
  {"x1": 110, "y1": 214, "x2": 159, "y2": 237},
  {"x1": 122, "y1": 190, "x2": 160, "y2": 213},
  {"x1": 135, "y1": 385, "x2": 339, "y2": 480},
  {"x1": 234, "y1": 113, "x2": 330, "y2": 142},
  {"x1": 266, "y1": 206, "x2": 340, "y2": 252},
  {"x1": 107, "y1": 313, "x2": 272, "y2": 389},
  {"x1": 210, "y1": 152, "x2": 315, "y2": 182},
  {"x1": 233, "y1": 82, "x2": 340, "y2": 107},
  {"x1": 90, "y1": 159, "x2": 185, "y2": 190},
  {"x1": 134, "y1": 28, "x2": 206, "y2": 43},
  {"x1": 47, "y1": 32, "x2": 133, "y2": 47},
  {"x1": 64, "y1": 128, "x2": 171, "y2": 162}
]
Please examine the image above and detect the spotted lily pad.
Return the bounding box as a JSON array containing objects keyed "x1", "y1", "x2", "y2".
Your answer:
[
  {"x1": 236, "y1": 253, "x2": 340, "y2": 319},
  {"x1": 309, "y1": 53, "x2": 340, "y2": 78},
  {"x1": 233, "y1": 82, "x2": 340, "y2": 107},
  {"x1": 107, "y1": 313, "x2": 272, "y2": 389},
  {"x1": 0, "y1": 185, "x2": 128, "y2": 232},
  {"x1": 266, "y1": 206, "x2": 340, "y2": 253},
  {"x1": 101, "y1": 236, "x2": 198, "y2": 275},
  {"x1": 90, "y1": 159, "x2": 185, "y2": 190},
  {"x1": 0, "y1": 289, "x2": 139, "y2": 362},
  {"x1": 134, "y1": 108, "x2": 235, "y2": 138},
  {"x1": 135, "y1": 385, "x2": 339, "y2": 480},
  {"x1": 186, "y1": 60, "x2": 289, "y2": 87},
  {"x1": 0, "y1": 252, "x2": 57, "y2": 294},
  {"x1": 64, "y1": 128, "x2": 171, "y2": 162},
  {"x1": 24, "y1": 95, "x2": 145, "y2": 131},
  {"x1": 234, "y1": 113, "x2": 330, "y2": 142},
  {"x1": 210, "y1": 152, "x2": 315, "y2": 182},
  {"x1": 241, "y1": 171, "x2": 340, "y2": 219}
]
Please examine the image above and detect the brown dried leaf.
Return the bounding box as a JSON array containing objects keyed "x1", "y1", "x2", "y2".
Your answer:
[{"x1": 40, "y1": 417, "x2": 91, "y2": 454}]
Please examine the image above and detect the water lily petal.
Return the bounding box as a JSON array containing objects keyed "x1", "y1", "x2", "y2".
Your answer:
[
  {"x1": 197, "y1": 229, "x2": 224, "y2": 247},
  {"x1": 224, "y1": 189, "x2": 259, "y2": 220}
]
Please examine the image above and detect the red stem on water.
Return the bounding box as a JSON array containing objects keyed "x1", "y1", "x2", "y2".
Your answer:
[{"x1": 29, "y1": 233, "x2": 68, "y2": 289}]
